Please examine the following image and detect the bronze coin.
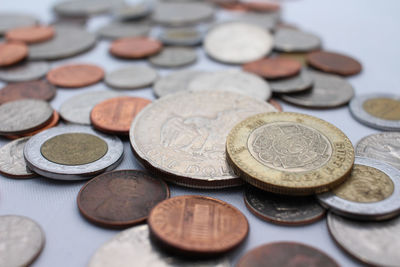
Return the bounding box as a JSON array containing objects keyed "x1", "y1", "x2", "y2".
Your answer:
[
  {"x1": 148, "y1": 195, "x2": 249, "y2": 257},
  {"x1": 307, "y1": 51, "x2": 362, "y2": 76},
  {"x1": 244, "y1": 2, "x2": 280, "y2": 12},
  {"x1": 77, "y1": 170, "x2": 170, "y2": 228},
  {"x1": 46, "y1": 64, "x2": 104, "y2": 88},
  {"x1": 109, "y1": 37, "x2": 163, "y2": 59},
  {"x1": 0, "y1": 80, "x2": 56, "y2": 105},
  {"x1": 237, "y1": 242, "x2": 339, "y2": 267},
  {"x1": 268, "y1": 99, "x2": 283, "y2": 111},
  {"x1": 6, "y1": 26, "x2": 55, "y2": 44},
  {"x1": 91, "y1": 96, "x2": 151, "y2": 135},
  {"x1": 0, "y1": 42, "x2": 28, "y2": 67},
  {"x1": 243, "y1": 57, "x2": 302, "y2": 79},
  {"x1": 219, "y1": 3, "x2": 249, "y2": 12}
]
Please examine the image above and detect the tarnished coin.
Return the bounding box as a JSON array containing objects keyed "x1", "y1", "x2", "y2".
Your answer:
[
  {"x1": 113, "y1": 3, "x2": 152, "y2": 21},
  {"x1": 349, "y1": 93, "x2": 400, "y2": 131},
  {"x1": 245, "y1": 186, "x2": 325, "y2": 225},
  {"x1": 53, "y1": 0, "x2": 122, "y2": 17},
  {"x1": 130, "y1": 91, "x2": 276, "y2": 188},
  {"x1": 0, "y1": 215, "x2": 45, "y2": 267},
  {"x1": 149, "y1": 47, "x2": 197, "y2": 68},
  {"x1": 97, "y1": 21, "x2": 150, "y2": 39},
  {"x1": 78, "y1": 170, "x2": 170, "y2": 228},
  {"x1": 268, "y1": 68, "x2": 313, "y2": 93},
  {"x1": 0, "y1": 80, "x2": 55, "y2": 104},
  {"x1": 0, "y1": 42, "x2": 28, "y2": 67},
  {"x1": 274, "y1": 28, "x2": 321, "y2": 53},
  {"x1": 243, "y1": 57, "x2": 302, "y2": 79},
  {"x1": 110, "y1": 37, "x2": 162, "y2": 59},
  {"x1": 307, "y1": 51, "x2": 362, "y2": 76},
  {"x1": 47, "y1": 64, "x2": 104, "y2": 88},
  {"x1": 226, "y1": 112, "x2": 354, "y2": 195},
  {"x1": 148, "y1": 195, "x2": 248, "y2": 256},
  {"x1": 6, "y1": 25, "x2": 54, "y2": 44},
  {"x1": 204, "y1": 22, "x2": 273, "y2": 64},
  {"x1": 88, "y1": 225, "x2": 230, "y2": 267},
  {"x1": 0, "y1": 137, "x2": 35, "y2": 178},
  {"x1": 0, "y1": 13, "x2": 37, "y2": 35},
  {"x1": 0, "y1": 61, "x2": 49, "y2": 82},
  {"x1": 105, "y1": 65, "x2": 158, "y2": 90},
  {"x1": 159, "y1": 27, "x2": 203, "y2": 46}
]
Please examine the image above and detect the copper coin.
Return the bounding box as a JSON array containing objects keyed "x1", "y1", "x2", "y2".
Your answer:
[
  {"x1": 237, "y1": 242, "x2": 339, "y2": 267},
  {"x1": 77, "y1": 170, "x2": 170, "y2": 228},
  {"x1": 109, "y1": 37, "x2": 162, "y2": 59},
  {"x1": 0, "y1": 80, "x2": 56, "y2": 105},
  {"x1": 244, "y1": 2, "x2": 280, "y2": 12},
  {"x1": 148, "y1": 195, "x2": 249, "y2": 257},
  {"x1": 243, "y1": 57, "x2": 302, "y2": 79},
  {"x1": 91, "y1": 96, "x2": 151, "y2": 135},
  {"x1": 0, "y1": 42, "x2": 28, "y2": 67},
  {"x1": 6, "y1": 26, "x2": 55, "y2": 44},
  {"x1": 268, "y1": 99, "x2": 283, "y2": 111},
  {"x1": 307, "y1": 51, "x2": 362, "y2": 76},
  {"x1": 219, "y1": 3, "x2": 249, "y2": 12},
  {"x1": 46, "y1": 64, "x2": 104, "y2": 88}
]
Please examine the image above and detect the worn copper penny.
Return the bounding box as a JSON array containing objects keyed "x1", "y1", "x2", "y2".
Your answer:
[
  {"x1": 268, "y1": 99, "x2": 283, "y2": 111},
  {"x1": 148, "y1": 195, "x2": 249, "y2": 257},
  {"x1": 243, "y1": 57, "x2": 302, "y2": 79},
  {"x1": 0, "y1": 42, "x2": 28, "y2": 67},
  {"x1": 307, "y1": 51, "x2": 362, "y2": 76},
  {"x1": 237, "y1": 242, "x2": 339, "y2": 267},
  {"x1": 219, "y1": 3, "x2": 249, "y2": 12},
  {"x1": 0, "y1": 80, "x2": 56, "y2": 104},
  {"x1": 77, "y1": 170, "x2": 170, "y2": 228},
  {"x1": 91, "y1": 96, "x2": 151, "y2": 135},
  {"x1": 109, "y1": 37, "x2": 162, "y2": 59},
  {"x1": 46, "y1": 64, "x2": 104, "y2": 88},
  {"x1": 6, "y1": 26, "x2": 54, "y2": 44},
  {"x1": 244, "y1": 2, "x2": 280, "y2": 12}
]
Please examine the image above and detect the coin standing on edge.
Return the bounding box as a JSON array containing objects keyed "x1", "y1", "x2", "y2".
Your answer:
[
  {"x1": 307, "y1": 51, "x2": 362, "y2": 76},
  {"x1": 110, "y1": 37, "x2": 162, "y2": 59},
  {"x1": 274, "y1": 28, "x2": 321, "y2": 52},
  {"x1": 0, "y1": 61, "x2": 49, "y2": 83},
  {"x1": 0, "y1": 80, "x2": 55, "y2": 104},
  {"x1": 268, "y1": 68, "x2": 313, "y2": 94},
  {"x1": 0, "y1": 137, "x2": 35, "y2": 178},
  {"x1": 105, "y1": 65, "x2": 158, "y2": 89},
  {"x1": 149, "y1": 46, "x2": 197, "y2": 68},
  {"x1": 47, "y1": 64, "x2": 104, "y2": 88}
]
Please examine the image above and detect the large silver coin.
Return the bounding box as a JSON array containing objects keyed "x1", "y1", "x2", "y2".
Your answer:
[
  {"x1": 204, "y1": 22, "x2": 273, "y2": 64},
  {"x1": 130, "y1": 91, "x2": 276, "y2": 188},
  {"x1": 105, "y1": 66, "x2": 158, "y2": 89},
  {"x1": 97, "y1": 21, "x2": 150, "y2": 39},
  {"x1": 53, "y1": 0, "x2": 123, "y2": 17},
  {"x1": 269, "y1": 68, "x2": 313, "y2": 94},
  {"x1": 356, "y1": 132, "x2": 400, "y2": 170},
  {"x1": 89, "y1": 224, "x2": 230, "y2": 267},
  {"x1": 0, "y1": 61, "x2": 49, "y2": 82},
  {"x1": 0, "y1": 99, "x2": 53, "y2": 135},
  {"x1": 327, "y1": 212, "x2": 400, "y2": 266},
  {"x1": 0, "y1": 13, "x2": 37, "y2": 35},
  {"x1": 0, "y1": 215, "x2": 45, "y2": 267},
  {"x1": 274, "y1": 28, "x2": 321, "y2": 52},
  {"x1": 159, "y1": 27, "x2": 203, "y2": 46},
  {"x1": 113, "y1": 3, "x2": 152, "y2": 21},
  {"x1": 349, "y1": 93, "x2": 400, "y2": 131},
  {"x1": 0, "y1": 137, "x2": 35, "y2": 178},
  {"x1": 60, "y1": 91, "x2": 120, "y2": 125},
  {"x1": 149, "y1": 47, "x2": 197, "y2": 68},
  {"x1": 24, "y1": 125, "x2": 123, "y2": 180},
  {"x1": 188, "y1": 70, "x2": 271, "y2": 100}
]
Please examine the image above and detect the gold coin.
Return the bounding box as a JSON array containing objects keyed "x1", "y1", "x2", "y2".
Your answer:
[
  {"x1": 363, "y1": 98, "x2": 400, "y2": 120},
  {"x1": 226, "y1": 112, "x2": 354, "y2": 195}
]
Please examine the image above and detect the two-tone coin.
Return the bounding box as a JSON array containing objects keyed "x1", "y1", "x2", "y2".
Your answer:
[
  {"x1": 268, "y1": 68, "x2": 313, "y2": 94},
  {"x1": 0, "y1": 80, "x2": 55, "y2": 104},
  {"x1": 274, "y1": 28, "x2": 321, "y2": 52},
  {"x1": 149, "y1": 47, "x2": 197, "y2": 68},
  {"x1": 105, "y1": 65, "x2": 158, "y2": 89},
  {"x1": 0, "y1": 61, "x2": 49, "y2": 82},
  {"x1": 0, "y1": 137, "x2": 35, "y2": 178}
]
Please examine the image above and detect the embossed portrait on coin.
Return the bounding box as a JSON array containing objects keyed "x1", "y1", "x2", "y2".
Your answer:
[{"x1": 8, "y1": 139, "x2": 28, "y2": 172}]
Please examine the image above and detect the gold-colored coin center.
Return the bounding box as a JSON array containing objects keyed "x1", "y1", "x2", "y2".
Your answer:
[
  {"x1": 41, "y1": 133, "x2": 108, "y2": 166},
  {"x1": 363, "y1": 98, "x2": 400, "y2": 120}
]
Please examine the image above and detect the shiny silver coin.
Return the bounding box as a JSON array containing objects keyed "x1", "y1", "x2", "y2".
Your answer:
[
  {"x1": 318, "y1": 157, "x2": 400, "y2": 221},
  {"x1": 60, "y1": 91, "x2": 120, "y2": 125},
  {"x1": 159, "y1": 27, "x2": 203, "y2": 46},
  {"x1": 0, "y1": 61, "x2": 49, "y2": 82},
  {"x1": 349, "y1": 93, "x2": 400, "y2": 131},
  {"x1": 0, "y1": 99, "x2": 53, "y2": 135},
  {"x1": 89, "y1": 224, "x2": 230, "y2": 267},
  {"x1": 53, "y1": 0, "x2": 123, "y2": 17},
  {"x1": 0, "y1": 215, "x2": 45, "y2": 267},
  {"x1": 204, "y1": 22, "x2": 273, "y2": 64},
  {"x1": 113, "y1": 3, "x2": 152, "y2": 21},
  {"x1": 24, "y1": 125, "x2": 123, "y2": 180},
  {"x1": 105, "y1": 66, "x2": 158, "y2": 90},
  {"x1": 0, "y1": 137, "x2": 35, "y2": 178},
  {"x1": 188, "y1": 70, "x2": 271, "y2": 100},
  {"x1": 232, "y1": 12, "x2": 280, "y2": 31},
  {"x1": 149, "y1": 47, "x2": 197, "y2": 68},
  {"x1": 97, "y1": 21, "x2": 150, "y2": 39},
  {"x1": 0, "y1": 13, "x2": 37, "y2": 35},
  {"x1": 274, "y1": 28, "x2": 321, "y2": 52},
  {"x1": 327, "y1": 212, "x2": 400, "y2": 266},
  {"x1": 269, "y1": 68, "x2": 313, "y2": 94}
]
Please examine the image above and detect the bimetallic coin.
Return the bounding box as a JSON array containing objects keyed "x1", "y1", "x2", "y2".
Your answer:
[
  {"x1": 274, "y1": 28, "x2": 321, "y2": 52},
  {"x1": 0, "y1": 80, "x2": 55, "y2": 104},
  {"x1": 149, "y1": 47, "x2": 197, "y2": 68},
  {"x1": 0, "y1": 61, "x2": 49, "y2": 82},
  {"x1": 97, "y1": 21, "x2": 150, "y2": 39},
  {"x1": 0, "y1": 137, "x2": 35, "y2": 178},
  {"x1": 53, "y1": 0, "x2": 122, "y2": 17},
  {"x1": 307, "y1": 51, "x2": 362, "y2": 76},
  {"x1": 0, "y1": 13, "x2": 37, "y2": 35},
  {"x1": 268, "y1": 68, "x2": 313, "y2": 94},
  {"x1": 159, "y1": 27, "x2": 203, "y2": 46},
  {"x1": 105, "y1": 65, "x2": 158, "y2": 89}
]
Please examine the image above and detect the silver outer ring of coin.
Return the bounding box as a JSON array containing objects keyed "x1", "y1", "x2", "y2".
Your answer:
[
  {"x1": 0, "y1": 215, "x2": 45, "y2": 267},
  {"x1": 269, "y1": 68, "x2": 313, "y2": 94},
  {"x1": 0, "y1": 61, "x2": 49, "y2": 82},
  {"x1": 149, "y1": 47, "x2": 197, "y2": 68},
  {"x1": 318, "y1": 157, "x2": 400, "y2": 221},
  {"x1": 0, "y1": 13, "x2": 38, "y2": 35},
  {"x1": 349, "y1": 93, "x2": 400, "y2": 131},
  {"x1": 0, "y1": 137, "x2": 35, "y2": 178},
  {"x1": 274, "y1": 28, "x2": 322, "y2": 53},
  {"x1": 24, "y1": 125, "x2": 123, "y2": 180},
  {"x1": 97, "y1": 21, "x2": 150, "y2": 39},
  {"x1": 105, "y1": 66, "x2": 158, "y2": 89},
  {"x1": 159, "y1": 27, "x2": 203, "y2": 46}
]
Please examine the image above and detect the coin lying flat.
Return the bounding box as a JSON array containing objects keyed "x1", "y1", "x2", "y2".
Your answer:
[
  {"x1": 130, "y1": 91, "x2": 276, "y2": 188},
  {"x1": 110, "y1": 37, "x2": 162, "y2": 59},
  {"x1": 0, "y1": 61, "x2": 49, "y2": 82},
  {"x1": 268, "y1": 99, "x2": 283, "y2": 111},
  {"x1": 0, "y1": 42, "x2": 28, "y2": 67},
  {"x1": 0, "y1": 137, "x2": 35, "y2": 178},
  {"x1": 6, "y1": 25, "x2": 55, "y2": 44},
  {"x1": 0, "y1": 80, "x2": 55, "y2": 104},
  {"x1": 47, "y1": 64, "x2": 104, "y2": 88},
  {"x1": 149, "y1": 47, "x2": 197, "y2": 68},
  {"x1": 0, "y1": 13, "x2": 37, "y2": 35},
  {"x1": 97, "y1": 21, "x2": 150, "y2": 39},
  {"x1": 268, "y1": 68, "x2": 313, "y2": 93},
  {"x1": 279, "y1": 52, "x2": 308, "y2": 66},
  {"x1": 105, "y1": 65, "x2": 158, "y2": 89},
  {"x1": 113, "y1": 3, "x2": 152, "y2": 21},
  {"x1": 53, "y1": 0, "x2": 122, "y2": 17},
  {"x1": 307, "y1": 51, "x2": 362, "y2": 76},
  {"x1": 233, "y1": 12, "x2": 279, "y2": 31},
  {"x1": 159, "y1": 27, "x2": 203, "y2": 46},
  {"x1": 243, "y1": 57, "x2": 302, "y2": 79},
  {"x1": 274, "y1": 28, "x2": 321, "y2": 52},
  {"x1": 227, "y1": 112, "x2": 354, "y2": 195}
]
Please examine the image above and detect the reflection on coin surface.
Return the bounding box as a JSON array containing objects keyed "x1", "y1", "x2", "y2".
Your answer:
[
  {"x1": 110, "y1": 37, "x2": 162, "y2": 59},
  {"x1": 307, "y1": 51, "x2": 362, "y2": 76},
  {"x1": 0, "y1": 13, "x2": 37, "y2": 35},
  {"x1": 105, "y1": 65, "x2": 158, "y2": 89},
  {"x1": 6, "y1": 25, "x2": 54, "y2": 44},
  {"x1": 130, "y1": 91, "x2": 276, "y2": 188},
  {"x1": 0, "y1": 42, "x2": 28, "y2": 67},
  {"x1": 0, "y1": 80, "x2": 55, "y2": 104},
  {"x1": 269, "y1": 68, "x2": 313, "y2": 93},
  {"x1": 159, "y1": 27, "x2": 202, "y2": 46},
  {"x1": 0, "y1": 61, "x2": 49, "y2": 83},
  {"x1": 149, "y1": 47, "x2": 197, "y2": 68},
  {"x1": 0, "y1": 137, "x2": 35, "y2": 178},
  {"x1": 274, "y1": 28, "x2": 321, "y2": 52},
  {"x1": 243, "y1": 57, "x2": 301, "y2": 79},
  {"x1": 47, "y1": 64, "x2": 104, "y2": 88},
  {"x1": 97, "y1": 21, "x2": 150, "y2": 39}
]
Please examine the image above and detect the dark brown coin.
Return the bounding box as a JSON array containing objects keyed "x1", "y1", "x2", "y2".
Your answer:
[
  {"x1": 268, "y1": 99, "x2": 283, "y2": 111},
  {"x1": 77, "y1": 170, "x2": 170, "y2": 228},
  {"x1": 46, "y1": 64, "x2": 104, "y2": 88},
  {"x1": 148, "y1": 195, "x2": 249, "y2": 257},
  {"x1": 307, "y1": 51, "x2": 362, "y2": 76},
  {"x1": 0, "y1": 42, "x2": 28, "y2": 67},
  {"x1": 6, "y1": 26, "x2": 55, "y2": 44},
  {"x1": 0, "y1": 80, "x2": 56, "y2": 104},
  {"x1": 237, "y1": 242, "x2": 339, "y2": 267},
  {"x1": 244, "y1": 2, "x2": 280, "y2": 12},
  {"x1": 109, "y1": 37, "x2": 163, "y2": 59},
  {"x1": 243, "y1": 57, "x2": 302, "y2": 79}
]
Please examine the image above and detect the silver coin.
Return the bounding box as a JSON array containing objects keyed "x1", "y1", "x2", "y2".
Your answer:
[
  {"x1": 232, "y1": 11, "x2": 280, "y2": 31},
  {"x1": 356, "y1": 132, "x2": 400, "y2": 170},
  {"x1": 159, "y1": 27, "x2": 203, "y2": 46},
  {"x1": 113, "y1": 3, "x2": 152, "y2": 21},
  {"x1": 149, "y1": 47, "x2": 197, "y2": 68},
  {"x1": 105, "y1": 66, "x2": 158, "y2": 90},
  {"x1": 24, "y1": 125, "x2": 123, "y2": 180},
  {"x1": 53, "y1": 0, "x2": 123, "y2": 17},
  {"x1": 188, "y1": 70, "x2": 271, "y2": 100},
  {"x1": 89, "y1": 224, "x2": 230, "y2": 267},
  {"x1": 0, "y1": 99, "x2": 53, "y2": 135},
  {"x1": 0, "y1": 13, "x2": 37, "y2": 35},
  {"x1": 28, "y1": 26, "x2": 96, "y2": 60},
  {"x1": 274, "y1": 28, "x2": 321, "y2": 52},
  {"x1": 0, "y1": 61, "x2": 49, "y2": 82},
  {"x1": 60, "y1": 91, "x2": 120, "y2": 125},
  {"x1": 0, "y1": 215, "x2": 45, "y2": 267},
  {"x1": 0, "y1": 137, "x2": 35, "y2": 178},
  {"x1": 349, "y1": 93, "x2": 400, "y2": 131},
  {"x1": 280, "y1": 70, "x2": 354, "y2": 108},
  {"x1": 318, "y1": 157, "x2": 400, "y2": 221},
  {"x1": 327, "y1": 212, "x2": 400, "y2": 266},
  {"x1": 204, "y1": 22, "x2": 273, "y2": 64},
  {"x1": 97, "y1": 21, "x2": 150, "y2": 39},
  {"x1": 269, "y1": 68, "x2": 313, "y2": 94}
]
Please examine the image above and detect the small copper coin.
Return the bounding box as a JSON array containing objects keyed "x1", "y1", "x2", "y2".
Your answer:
[
  {"x1": 77, "y1": 170, "x2": 170, "y2": 228},
  {"x1": 91, "y1": 96, "x2": 151, "y2": 135},
  {"x1": 307, "y1": 51, "x2": 362, "y2": 76},
  {"x1": 46, "y1": 64, "x2": 104, "y2": 88},
  {"x1": 268, "y1": 99, "x2": 282, "y2": 111},
  {"x1": 243, "y1": 57, "x2": 302, "y2": 79},
  {"x1": 109, "y1": 37, "x2": 162, "y2": 59},
  {"x1": 244, "y1": 2, "x2": 280, "y2": 12},
  {"x1": 148, "y1": 195, "x2": 249, "y2": 257},
  {"x1": 219, "y1": 3, "x2": 249, "y2": 12},
  {"x1": 0, "y1": 42, "x2": 28, "y2": 67},
  {"x1": 6, "y1": 26, "x2": 55, "y2": 44},
  {"x1": 0, "y1": 80, "x2": 56, "y2": 104},
  {"x1": 237, "y1": 242, "x2": 339, "y2": 267}
]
